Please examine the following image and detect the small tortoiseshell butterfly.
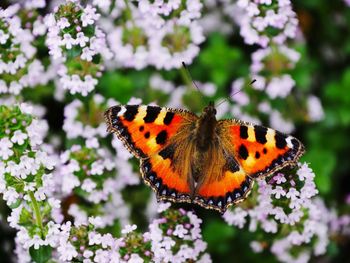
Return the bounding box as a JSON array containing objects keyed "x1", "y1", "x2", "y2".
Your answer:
[{"x1": 104, "y1": 102, "x2": 304, "y2": 213}]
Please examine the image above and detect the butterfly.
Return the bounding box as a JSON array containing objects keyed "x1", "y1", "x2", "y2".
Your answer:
[{"x1": 104, "y1": 102, "x2": 305, "y2": 213}]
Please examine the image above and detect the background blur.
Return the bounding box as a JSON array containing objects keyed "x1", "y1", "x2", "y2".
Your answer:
[{"x1": 1, "y1": 0, "x2": 350, "y2": 262}]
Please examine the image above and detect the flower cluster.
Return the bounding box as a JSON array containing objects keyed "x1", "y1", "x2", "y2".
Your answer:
[
  {"x1": 63, "y1": 94, "x2": 116, "y2": 141},
  {"x1": 0, "y1": 104, "x2": 59, "y2": 259},
  {"x1": 0, "y1": 6, "x2": 48, "y2": 96},
  {"x1": 0, "y1": 1, "x2": 347, "y2": 263},
  {"x1": 233, "y1": 0, "x2": 301, "y2": 100},
  {"x1": 236, "y1": 0, "x2": 299, "y2": 47},
  {"x1": 56, "y1": 222, "x2": 121, "y2": 262},
  {"x1": 118, "y1": 203, "x2": 211, "y2": 263},
  {"x1": 100, "y1": 0, "x2": 204, "y2": 69},
  {"x1": 250, "y1": 45, "x2": 300, "y2": 98},
  {"x1": 45, "y1": 1, "x2": 112, "y2": 96},
  {"x1": 53, "y1": 204, "x2": 211, "y2": 262},
  {"x1": 227, "y1": 0, "x2": 324, "y2": 131},
  {"x1": 56, "y1": 144, "x2": 138, "y2": 228},
  {"x1": 223, "y1": 163, "x2": 329, "y2": 263},
  {"x1": 199, "y1": 0, "x2": 236, "y2": 36}
]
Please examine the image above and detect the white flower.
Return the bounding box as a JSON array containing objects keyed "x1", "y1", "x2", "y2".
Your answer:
[
  {"x1": 62, "y1": 173, "x2": 80, "y2": 194},
  {"x1": 307, "y1": 95, "x2": 324, "y2": 122},
  {"x1": 222, "y1": 207, "x2": 248, "y2": 228},
  {"x1": 157, "y1": 202, "x2": 171, "y2": 213},
  {"x1": 58, "y1": 241, "x2": 78, "y2": 261},
  {"x1": 90, "y1": 161, "x2": 104, "y2": 175},
  {"x1": 86, "y1": 137, "x2": 99, "y2": 148},
  {"x1": 88, "y1": 231, "x2": 102, "y2": 245},
  {"x1": 28, "y1": 235, "x2": 45, "y2": 250},
  {"x1": 11, "y1": 130, "x2": 28, "y2": 145},
  {"x1": 250, "y1": 241, "x2": 263, "y2": 253},
  {"x1": 81, "y1": 5, "x2": 100, "y2": 27},
  {"x1": 9, "y1": 82, "x2": 22, "y2": 95},
  {"x1": 34, "y1": 187, "x2": 46, "y2": 201},
  {"x1": 88, "y1": 216, "x2": 104, "y2": 228},
  {"x1": 57, "y1": 17, "x2": 70, "y2": 29},
  {"x1": 121, "y1": 224, "x2": 137, "y2": 234},
  {"x1": 3, "y1": 187, "x2": 19, "y2": 206},
  {"x1": 271, "y1": 186, "x2": 286, "y2": 199},
  {"x1": 0, "y1": 137, "x2": 14, "y2": 160},
  {"x1": 81, "y1": 178, "x2": 96, "y2": 192},
  {"x1": 265, "y1": 75, "x2": 295, "y2": 99},
  {"x1": 129, "y1": 254, "x2": 144, "y2": 263},
  {"x1": 273, "y1": 173, "x2": 287, "y2": 184},
  {"x1": 61, "y1": 33, "x2": 75, "y2": 49},
  {"x1": 0, "y1": 29, "x2": 9, "y2": 44},
  {"x1": 81, "y1": 47, "x2": 95, "y2": 61},
  {"x1": 83, "y1": 250, "x2": 94, "y2": 258},
  {"x1": 286, "y1": 188, "x2": 300, "y2": 200},
  {"x1": 269, "y1": 110, "x2": 295, "y2": 134},
  {"x1": 19, "y1": 103, "x2": 33, "y2": 115},
  {"x1": 76, "y1": 32, "x2": 89, "y2": 47},
  {"x1": 173, "y1": 224, "x2": 188, "y2": 238},
  {"x1": 20, "y1": 155, "x2": 40, "y2": 176}
]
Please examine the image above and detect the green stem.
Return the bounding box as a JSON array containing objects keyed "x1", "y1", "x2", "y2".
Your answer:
[{"x1": 29, "y1": 191, "x2": 44, "y2": 238}]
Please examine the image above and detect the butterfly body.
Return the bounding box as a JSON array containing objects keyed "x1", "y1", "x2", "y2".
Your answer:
[
  {"x1": 194, "y1": 101, "x2": 218, "y2": 152},
  {"x1": 105, "y1": 103, "x2": 304, "y2": 213}
]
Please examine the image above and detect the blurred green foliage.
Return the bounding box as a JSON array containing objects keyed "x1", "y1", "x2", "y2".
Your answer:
[
  {"x1": 1, "y1": 0, "x2": 350, "y2": 262},
  {"x1": 95, "y1": 2, "x2": 350, "y2": 261}
]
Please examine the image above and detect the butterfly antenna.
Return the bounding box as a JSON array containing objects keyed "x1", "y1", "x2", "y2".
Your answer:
[
  {"x1": 181, "y1": 62, "x2": 204, "y2": 98},
  {"x1": 216, "y1": 79, "x2": 256, "y2": 107}
]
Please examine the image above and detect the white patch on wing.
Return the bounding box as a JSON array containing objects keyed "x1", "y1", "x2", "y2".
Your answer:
[
  {"x1": 286, "y1": 136, "x2": 294, "y2": 148},
  {"x1": 118, "y1": 106, "x2": 126, "y2": 116}
]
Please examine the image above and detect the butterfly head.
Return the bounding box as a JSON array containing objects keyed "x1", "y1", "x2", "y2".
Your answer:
[{"x1": 202, "y1": 101, "x2": 217, "y2": 117}]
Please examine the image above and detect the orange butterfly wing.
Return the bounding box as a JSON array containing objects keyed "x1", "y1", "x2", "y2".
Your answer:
[
  {"x1": 218, "y1": 120, "x2": 305, "y2": 178},
  {"x1": 105, "y1": 105, "x2": 198, "y2": 201},
  {"x1": 105, "y1": 106, "x2": 305, "y2": 213},
  {"x1": 193, "y1": 120, "x2": 304, "y2": 213}
]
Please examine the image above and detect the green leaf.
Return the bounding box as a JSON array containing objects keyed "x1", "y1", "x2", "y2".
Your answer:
[
  {"x1": 29, "y1": 245, "x2": 52, "y2": 263},
  {"x1": 92, "y1": 54, "x2": 101, "y2": 64},
  {"x1": 66, "y1": 45, "x2": 82, "y2": 60},
  {"x1": 304, "y1": 148, "x2": 335, "y2": 194},
  {"x1": 9, "y1": 198, "x2": 21, "y2": 209},
  {"x1": 197, "y1": 33, "x2": 245, "y2": 89},
  {"x1": 203, "y1": 219, "x2": 235, "y2": 255},
  {"x1": 98, "y1": 71, "x2": 135, "y2": 103}
]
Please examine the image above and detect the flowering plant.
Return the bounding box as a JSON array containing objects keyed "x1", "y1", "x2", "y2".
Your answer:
[{"x1": 1, "y1": 0, "x2": 350, "y2": 262}]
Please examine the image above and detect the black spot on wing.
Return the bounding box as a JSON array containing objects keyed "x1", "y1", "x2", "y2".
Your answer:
[
  {"x1": 239, "y1": 126, "x2": 248, "y2": 139},
  {"x1": 124, "y1": 105, "x2": 139, "y2": 121},
  {"x1": 111, "y1": 106, "x2": 121, "y2": 116},
  {"x1": 254, "y1": 125, "x2": 267, "y2": 144},
  {"x1": 291, "y1": 138, "x2": 300, "y2": 149},
  {"x1": 159, "y1": 145, "x2": 175, "y2": 160},
  {"x1": 275, "y1": 132, "x2": 287, "y2": 149},
  {"x1": 156, "y1": 130, "x2": 167, "y2": 145},
  {"x1": 144, "y1": 131, "x2": 150, "y2": 139},
  {"x1": 163, "y1": 111, "x2": 175, "y2": 125},
  {"x1": 239, "y1": 144, "x2": 249, "y2": 160},
  {"x1": 225, "y1": 156, "x2": 240, "y2": 172},
  {"x1": 144, "y1": 106, "x2": 161, "y2": 123},
  {"x1": 255, "y1": 151, "x2": 260, "y2": 159},
  {"x1": 139, "y1": 126, "x2": 144, "y2": 132}
]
